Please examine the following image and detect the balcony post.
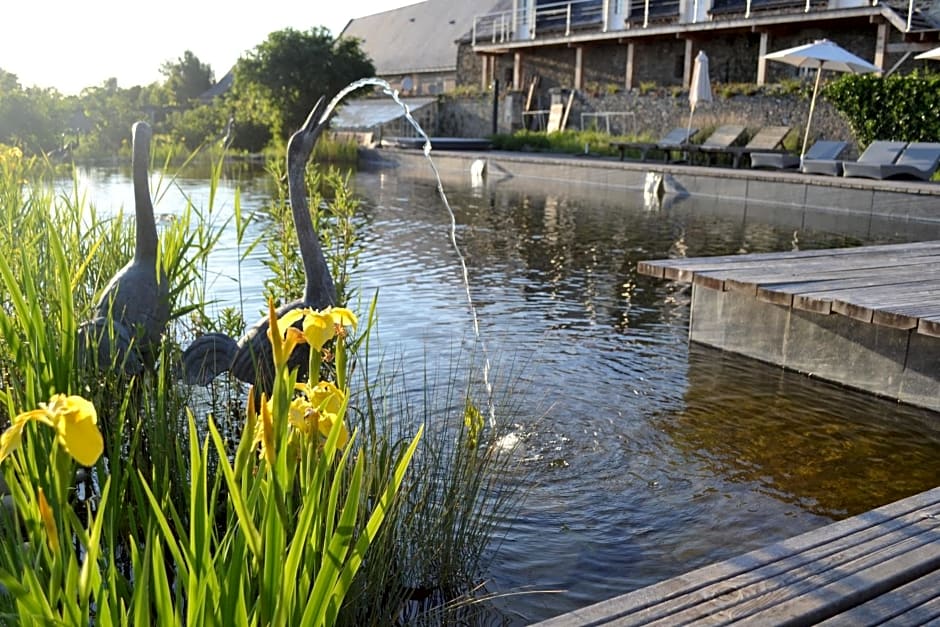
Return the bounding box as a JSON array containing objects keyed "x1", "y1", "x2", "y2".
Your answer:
[
  {"x1": 574, "y1": 46, "x2": 584, "y2": 89},
  {"x1": 875, "y1": 22, "x2": 887, "y2": 68},
  {"x1": 566, "y1": 3, "x2": 573, "y2": 36},
  {"x1": 757, "y1": 32, "x2": 768, "y2": 85},
  {"x1": 625, "y1": 41, "x2": 635, "y2": 90}
]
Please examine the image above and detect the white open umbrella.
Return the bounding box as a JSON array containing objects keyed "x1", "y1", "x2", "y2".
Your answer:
[
  {"x1": 763, "y1": 39, "x2": 880, "y2": 158},
  {"x1": 916, "y1": 46, "x2": 940, "y2": 60},
  {"x1": 687, "y1": 51, "x2": 712, "y2": 141}
]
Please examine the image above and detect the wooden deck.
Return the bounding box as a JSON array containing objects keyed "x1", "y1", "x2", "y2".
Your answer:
[
  {"x1": 638, "y1": 240, "x2": 940, "y2": 337},
  {"x1": 631, "y1": 240, "x2": 940, "y2": 411},
  {"x1": 535, "y1": 486, "x2": 940, "y2": 625}
]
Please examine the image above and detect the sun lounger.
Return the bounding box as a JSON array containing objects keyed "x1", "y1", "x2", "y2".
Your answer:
[
  {"x1": 612, "y1": 127, "x2": 697, "y2": 161},
  {"x1": 804, "y1": 140, "x2": 906, "y2": 177},
  {"x1": 685, "y1": 125, "x2": 748, "y2": 165},
  {"x1": 725, "y1": 126, "x2": 792, "y2": 168},
  {"x1": 750, "y1": 140, "x2": 847, "y2": 171},
  {"x1": 842, "y1": 142, "x2": 940, "y2": 181}
]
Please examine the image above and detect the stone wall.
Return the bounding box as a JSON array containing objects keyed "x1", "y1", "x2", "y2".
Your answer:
[{"x1": 437, "y1": 89, "x2": 857, "y2": 155}]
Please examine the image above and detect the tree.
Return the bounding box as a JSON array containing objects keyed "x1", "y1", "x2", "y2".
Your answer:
[
  {"x1": 161, "y1": 50, "x2": 214, "y2": 106},
  {"x1": 0, "y1": 69, "x2": 67, "y2": 153},
  {"x1": 232, "y1": 27, "x2": 374, "y2": 141}
]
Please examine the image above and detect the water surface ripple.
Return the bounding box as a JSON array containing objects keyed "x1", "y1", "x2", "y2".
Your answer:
[{"x1": 65, "y1": 163, "x2": 940, "y2": 624}]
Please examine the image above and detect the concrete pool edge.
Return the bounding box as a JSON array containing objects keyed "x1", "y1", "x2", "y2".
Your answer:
[{"x1": 360, "y1": 147, "x2": 940, "y2": 225}]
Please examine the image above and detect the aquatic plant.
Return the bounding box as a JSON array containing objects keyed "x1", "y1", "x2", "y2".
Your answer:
[{"x1": 0, "y1": 122, "x2": 523, "y2": 622}]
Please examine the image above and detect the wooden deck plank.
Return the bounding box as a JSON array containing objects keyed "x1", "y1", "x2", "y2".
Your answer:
[
  {"x1": 815, "y1": 568, "x2": 940, "y2": 625},
  {"x1": 731, "y1": 528, "x2": 940, "y2": 625},
  {"x1": 635, "y1": 510, "x2": 940, "y2": 625},
  {"x1": 534, "y1": 487, "x2": 940, "y2": 626},
  {"x1": 637, "y1": 241, "x2": 940, "y2": 283},
  {"x1": 918, "y1": 319, "x2": 940, "y2": 337},
  {"x1": 661, "y1": 250, "x2": 940, "y2": 285},
  {"x1": 788, "y1": 280, "x2": 940, "y2": 319},
  {"x1": 693, "y1": 254, "x2": 940, "y2": 294},
  {"x1": 733, "y1": 268, "x2": 940, "y2": 307},
  {"x1": 712, "y1": 254, "x2": 940, "y2": 290},
  {"x1": 754, "y1": 265, "x2": 940, "y2": 306},
  {"x1": 831, "y1": 286, "x2": 940, "y2": 325}
]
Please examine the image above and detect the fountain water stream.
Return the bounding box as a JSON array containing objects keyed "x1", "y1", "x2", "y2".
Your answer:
[{"x1": 322, "y1": 78, "x2": 497, "y2": 426}]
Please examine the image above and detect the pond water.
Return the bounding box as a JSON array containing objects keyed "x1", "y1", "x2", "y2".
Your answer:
[{"x1": 64, "y1": 162, "x2": 940, "y2": 624}]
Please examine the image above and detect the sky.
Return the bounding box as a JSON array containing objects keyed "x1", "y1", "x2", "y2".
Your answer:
[{"x1": 1, "y1": 1, "x2": 418, "y2": 95}]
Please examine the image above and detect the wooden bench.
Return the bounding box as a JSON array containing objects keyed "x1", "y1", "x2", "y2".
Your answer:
[{"x1": 535, "y1": 486, "x2": 940, "y2": 625}]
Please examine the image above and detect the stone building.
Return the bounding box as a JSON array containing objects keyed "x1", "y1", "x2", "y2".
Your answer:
[{"x1": 338, "y1": 0, "x2": 940, "y2": 141}]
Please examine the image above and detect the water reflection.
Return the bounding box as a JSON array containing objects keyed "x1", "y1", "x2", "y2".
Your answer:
[{"x1": 665, "y1": 343, "x2": 940, "y2": 518}]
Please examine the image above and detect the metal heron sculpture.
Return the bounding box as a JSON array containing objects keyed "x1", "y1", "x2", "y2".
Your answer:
[
  {"x1": 181, "y1": 97, "x2": 336, "y2": 388},
  {"x1": 78, "y1": 121, "x2": 170, "y2": 374}
]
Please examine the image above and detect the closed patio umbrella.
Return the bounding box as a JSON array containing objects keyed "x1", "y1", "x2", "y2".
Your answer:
[
  {"x1": 687, "y1": 51, "x2": 712, "y2": 141},
  {"x1": 763, "y1": 39, "x2": 880, "y2": 159},
  {"x1": 915, "y1": 46, "x2": 940, "y2": 60}
]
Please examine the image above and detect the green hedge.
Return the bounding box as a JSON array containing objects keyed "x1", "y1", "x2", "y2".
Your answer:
[{"x1": 824, "y1": 70, "x2": 940, "y2": 148}]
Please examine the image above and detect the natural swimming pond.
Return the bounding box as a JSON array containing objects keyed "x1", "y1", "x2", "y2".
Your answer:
[{"x1": 66, "y1": 162, "x2": 940, "y2": 623}]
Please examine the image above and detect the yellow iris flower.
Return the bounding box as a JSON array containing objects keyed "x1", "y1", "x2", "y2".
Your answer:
[
  {"x1": 288, "y1": 381, "x2": 349, "y2": 449},
  {"x1": 271, "y1": 306, "x2": 360, "y2": 357},
  {"x1": 0, "y1": 394, "x2": 103, "y2": 467}
]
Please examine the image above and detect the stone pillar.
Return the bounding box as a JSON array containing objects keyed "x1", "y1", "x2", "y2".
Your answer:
[
  {"x1": 683, "y1": 39, "x2": 693, "y2": 88},
  {"x1": 514, "y1": 51, "x2": 523, "y2": 90}
]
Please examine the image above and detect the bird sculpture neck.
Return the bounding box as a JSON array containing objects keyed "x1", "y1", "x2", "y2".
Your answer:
[
  {"x1": 132, "y1": 122, "x2": 158, "y2": 262},
  {"x1": 287, "y1": 131, "x2": 336, "y2": 310}
]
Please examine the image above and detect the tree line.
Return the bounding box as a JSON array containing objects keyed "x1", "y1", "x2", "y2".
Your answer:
[{"x1": 0, "y1": 26, "x2": 374, "y2": 158}]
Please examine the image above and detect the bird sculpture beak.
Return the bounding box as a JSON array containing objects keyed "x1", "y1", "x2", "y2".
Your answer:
[{"x1": 287, "y1": 97, "x2": 332, "y2": 165}]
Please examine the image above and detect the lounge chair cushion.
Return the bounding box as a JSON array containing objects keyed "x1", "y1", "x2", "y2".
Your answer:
[
  {"x1": 687, "y1": 125, "x2": 748, "y2": 165},
  {"x1": 751, "y1": 140, "x2": 847, "y2": 171},
  {"x1": 725, "y1": 126, "x2": 792, "y2": 167},
  {"x1": 803, "y1": 140, "x2": 905, "y2": 177},
  {"x1": 842, "y1": 142, "x2": 940, "y2": 181}
]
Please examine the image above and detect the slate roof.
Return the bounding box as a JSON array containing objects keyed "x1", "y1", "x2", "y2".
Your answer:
[{"x1": 340, "y1": 0, "x2": 508, "y2": 75}]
